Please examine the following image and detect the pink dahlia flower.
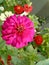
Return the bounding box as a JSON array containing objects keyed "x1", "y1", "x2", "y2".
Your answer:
[{"x1": 2, "y1": 15, "x2": 35, "y2": 48}]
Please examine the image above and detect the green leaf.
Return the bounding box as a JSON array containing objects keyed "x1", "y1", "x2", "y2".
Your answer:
[
  {"x1": 29, "y1": 15, "x2": 39, "y2": 28},
  {"x1": 37, "y1": 53, "x2": 46, "y2": 61},
  {"x1": 0, "y1": 37, "x2": 5, "y2": 48},
  {"x1": 12, "y1": 56, "x2": 30, "y2": 65},
  {"x1": 36, "y1": 59, "x2": 49, "y2": 65},
  {"x1": 4, "y1": 0, "x2": 32, "y2": 7},
  {"x1": 30, "y1": 61, "x2": 35, "y2": 65},
  {"x1": 0, "y1": 0, "x2": 4, "y2": 4},
  {"x1": 26, "y1": 45, "x2": 37, "y2": 53},
  {"x1": 1, "y1": 54, "x2": 7, "y2": 65},
  {"x1": 7, "y1": 46, "x2": 18, "y2": 56}
]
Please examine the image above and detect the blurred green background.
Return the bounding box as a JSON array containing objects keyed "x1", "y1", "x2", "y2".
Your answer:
[{"x1": 31, "y1": 0, "x2": 49, "y2": 28}]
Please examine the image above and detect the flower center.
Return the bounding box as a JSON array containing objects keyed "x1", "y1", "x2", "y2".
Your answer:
[
  {"x1": 16, "y1": 25, "x2": 24, "y2": 33},
  {"x1": 17, "y1": 6, "x2": 21, "y2": 10},
  {"x1": 18, "y1": 26, "x2": 24, "y2": 32}
]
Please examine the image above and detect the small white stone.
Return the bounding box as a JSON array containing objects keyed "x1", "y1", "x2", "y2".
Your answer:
[
  {"x1": 21, "y1": 12, "x2": 29, "y2": 16},
  {"x1": 5, "y1": 11, "x2": 13, "y2": 17},
  {"x1": 8, "y1": 11, "x2": 14, "y2": 16},
  {"x1": 0, "y1": 11, "x2": 14, "y2": 21},
  {"x1": 34, "y1": 29, "x2": 36, "y2": 32},
  {"x1": 0, "y1": 6, "x2": 4, "y2": 11},
  {"x1": 0, "y1": 13, "x2": 6, "y2": 21},
  {"x1": 23, "y1": 12, "x2": 27, "y2": 16},
  {"x1": 16, "y1": 11, "x2": 29, "y2": 16},
  {"x1": 5, "y1": 11, "x2": 10, "y2": 17}
]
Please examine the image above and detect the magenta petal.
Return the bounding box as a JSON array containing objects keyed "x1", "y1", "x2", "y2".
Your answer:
[{"x1": 16, "y1": 42, "x2": 28, "y2": 48}]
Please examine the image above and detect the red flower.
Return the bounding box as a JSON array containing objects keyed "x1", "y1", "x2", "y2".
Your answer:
[
  {"x1": 14, "y1": 5, "x2": 24, "y2": 14},
  {"x1": 7, "y1": 55, "x2": 11, "y2": 61},
  {"x1": 0, "y1": 57, "x2": 4, "y2": 65},
  {"x1": 0, "y1": 57, "x2": 2, "y2": 61},
  {"x1": 1, "y1": 60, "x2": 4, "y2": 65},
  {"x1": 34, "y1": 35, "x2": 43, "y2": 45},
  {"x1": 24, "y1": 4, "x2": 32, "y2": 13},
  {"x1": 7, "y1": 61, "x2": 11, "y2": 65}
]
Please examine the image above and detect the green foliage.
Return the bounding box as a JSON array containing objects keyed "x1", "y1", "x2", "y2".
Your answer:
[
  {"x1": 42, "y1": 28, "x2": 49, "y2": 58},
  {"x1": 29, "y1": 15, "x2": 39, "y2": 28},
  {"x1": 38, "y1": 17, "x2": 46, "y2": 25},
  {"x1": 0, "y1": 37, "x2": 46, "y2": 65},
  {"x1": 37, "y1": 28, "x2": 49, "y2": 58},
  {"x1": 5, "y1": 0, "x2": 17, "y2": 7},
  {"x1": 0, "y1": 0, "x2": 4, "y2": 4},
  {"x1": 4, "y1": 0, "x2": 32, "y2": 7},
  {"x1": 12, "y1": 56, "x2": 30, "y2": 65},
  {"x1": 36, "y1": 59, "x2": 49, "y2": 65}
]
